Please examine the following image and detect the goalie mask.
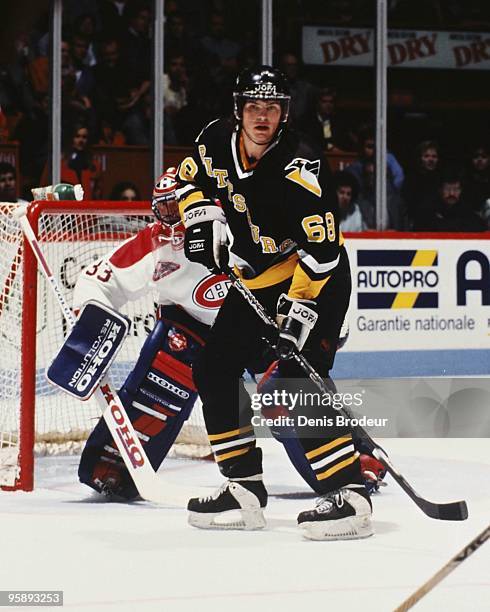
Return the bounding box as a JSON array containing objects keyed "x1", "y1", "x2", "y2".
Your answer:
[
  {"x1": 152, "y1": 167, "x2": 180, "y2": 228},
  {"x1": 233, "y1": 65, "x2": 291, "y2": 125}
]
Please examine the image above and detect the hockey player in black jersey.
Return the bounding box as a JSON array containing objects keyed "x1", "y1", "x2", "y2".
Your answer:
[{"x1": 177, "y1": 66, "x2": 373, "y2": 540}]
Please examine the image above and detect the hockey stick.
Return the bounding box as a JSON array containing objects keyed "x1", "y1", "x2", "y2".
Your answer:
[
  {"x1": 14, "y1": 205, "x2": 208, "y2": 506},
  {"x1": 394, "y1": 523, "x2": 490, "y2": 611},
  {"x1": 224, "y1": 265, "x2": 468, "y2": 521}
]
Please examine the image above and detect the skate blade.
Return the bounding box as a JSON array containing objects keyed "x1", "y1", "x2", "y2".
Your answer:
[
  {"x1": 188, "y1": 508, "x2": 266, "y2": 531},
  {"x1": 300, "y1": 514, "x2": 373, "y2": 541}
]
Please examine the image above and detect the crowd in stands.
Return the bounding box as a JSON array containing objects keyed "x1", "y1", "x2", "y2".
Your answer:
[
  {"x1": 334, "y1": 138, "x2": 489, "y2": 232},
  {"x1": 0, "y1": 0, "x2": 488, "y2": 232}
]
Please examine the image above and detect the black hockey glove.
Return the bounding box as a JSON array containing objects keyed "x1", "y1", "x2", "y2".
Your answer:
[
  {"x1": 183, "y1": 199, "x2": 228, "y2": 274},
  {"x1": 275, "y1": 294, "x2": 318, "y2": 360}
]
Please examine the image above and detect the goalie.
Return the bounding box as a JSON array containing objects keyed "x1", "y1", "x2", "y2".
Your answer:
[{"x1": 66, "y1": 168, "x2": 231, "y2": 500}]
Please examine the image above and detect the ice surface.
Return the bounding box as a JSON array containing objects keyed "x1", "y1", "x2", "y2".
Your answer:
[{"x1": 1, "y1": 438, "x2": 489, "y2": 612}]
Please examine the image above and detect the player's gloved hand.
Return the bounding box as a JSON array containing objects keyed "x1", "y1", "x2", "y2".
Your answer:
[
  {"x1": 183, "y1": 199, "x2": 228, "y2": 274},
  {"x1": 359, "y1": 453, "x2": 387, "y2": 495},
  {"x1": 275, "y1": 294, "x2": 318, "y2": 360}
]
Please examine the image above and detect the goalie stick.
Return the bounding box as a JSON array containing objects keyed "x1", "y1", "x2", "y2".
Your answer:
[
  {"x1": 14, "y1": 204, "x2": 208, "y2": 506},
  {"x1": 224, "y1": 265, "x2": 468, "y2": 522},
  {"x1": 394, "y1": 522, "x2": 490, "y2": 611}
]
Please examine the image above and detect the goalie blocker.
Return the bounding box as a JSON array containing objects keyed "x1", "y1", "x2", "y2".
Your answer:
[
  {"x1": 47, "y1": 300, "x2": 130, "y2": 400},
  {"x1": 79, "y1": 306, "x2": 208, "y2": 499}
]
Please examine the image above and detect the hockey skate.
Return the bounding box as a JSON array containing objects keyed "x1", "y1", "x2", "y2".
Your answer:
[
  {"x1": 188, "y1": 476, "x2": 267, "y2": 530},
  {"x1": 297, "y1": 487, "x2": 373, "y2": 541}
]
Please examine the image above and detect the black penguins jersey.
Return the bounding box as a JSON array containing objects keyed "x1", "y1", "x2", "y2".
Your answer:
[{"x1": 176, "y1": 118, "x2": 344, "y2": 300}]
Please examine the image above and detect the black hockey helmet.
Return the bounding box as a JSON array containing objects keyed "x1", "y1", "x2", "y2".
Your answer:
[{"x1": 233, "y1": 65, "x2": 291, "y2": 124}]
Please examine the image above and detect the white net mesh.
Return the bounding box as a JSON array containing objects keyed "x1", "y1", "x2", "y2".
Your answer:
[{"x1": 0, "y1": 202, "x2": 209, "y2": 489}]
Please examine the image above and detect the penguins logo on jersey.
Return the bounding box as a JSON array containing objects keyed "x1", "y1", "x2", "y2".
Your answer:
[{"x1": 285, "y1": 158, "x2": 322, "y2": 197}]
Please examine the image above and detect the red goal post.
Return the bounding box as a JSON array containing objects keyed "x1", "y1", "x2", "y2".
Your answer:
[{"x1": 0, "y1": 200, "x2": 208, "y2": 492}]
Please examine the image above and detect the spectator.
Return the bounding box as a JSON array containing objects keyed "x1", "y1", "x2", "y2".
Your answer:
[
  {"x1": 61, "y1": 39, "x2": 73, "y2": 73},
  {"x1": 413, "y1": 168, "x2": 486, "y2": 232},
  {"x1": 121, "y1": 90, "x2": 177, "y2": 145},
  {"x1": 465, "y1": 143, "x2": 490, "y2": 225},
  {"x1": 13, "y1": 91, "x2": 49, "y2": 186},
  {"x1": 120, "y1": 1, "x2": 152, "y2": 86},
  {"x1": 98, "y1": 117, "x2": 126, "y2": 145},
  {"x1": 110, "y1": 181, "x2": 140, "y2": 200},
  {"x1": 403, "y1": 140, "x2": 442, "y2": 224},
  {"x1": 93, "y1": 38, "x2": 132, "y2": 133},
  {"x1": 6, "y1": 32, "x2": 38, "y2": 117},
  {"x1": 163, "y1": 53, "x2": 189, "y2": 115},
  {"x1": 71, "y1": 14, "x2": 98, "y2": 67},
  {"x1": 278, "y1": 52, "x2": 316, "y2": 126},
  {"x1": 69, "y1": 33, "x2": 95, "y2": 98},
  {"x1": 165, "y1": 11, "x2": 187, "y2": 56},
  {"x1": 42, "y1": 121, "x2": 102, "y2": 200},
  {"x1": 0, "y1": 162, "x2": 26, "y2": 203},
  {"x1": 108, "y1": 180, "x2": 150, "y2": 230},
  {"x1": 165, "y1": 12, "x2": 200, "y2": 65},
  {"x1": 37, "y1": 13, "x2": 97, "y2": 66},
  {"x1": 63, "y1": 0, "x2": 99, "y2": 25},
  {"x1": 333, "y1": 170, "x2": 366, "y2": 232},
  {"x1": 200, "y1": 12, "x2": 241, "y2": 70},
  {"x1": 97, "y1": 0, "x2": 129, "y2": 40},
  {"x1": 356, "y1": 160, "x2": 407, "y2": 230},
  {"x1": 107, "y1": 3, "x2": 152, "y2": 124},
  {"x1": 346, "y1": 124, "x2": 405, "y2": 193},
  {"x1": 300, "y1": 87, "x2": 355, "y2": 151},
  {"x1": 62, "y1": 64, "x2": 94, "y2": 130}
]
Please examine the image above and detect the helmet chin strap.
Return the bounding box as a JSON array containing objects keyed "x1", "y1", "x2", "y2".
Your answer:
[{"x1": 241, "y1": 124, "x2": 283, "y2": 150}]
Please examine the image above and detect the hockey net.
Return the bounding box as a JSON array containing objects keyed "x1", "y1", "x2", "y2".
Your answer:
[{"x1": 0, "y1": 200, "x2": 210, "y2": 491}]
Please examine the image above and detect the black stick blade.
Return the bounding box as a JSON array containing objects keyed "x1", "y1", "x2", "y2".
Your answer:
[{"x1": 419, "y1": 498, "x2": 468, "y2": 521}]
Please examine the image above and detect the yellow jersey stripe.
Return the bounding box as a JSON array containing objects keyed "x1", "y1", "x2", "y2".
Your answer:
[
  {"x1": 305, "y1": 436, "x2": 352, "y2": 460},
  {"x1": 316, "y1": 453, "x2": 358, "y2": 481},
  {"x1": 411, "y1": 250, "x2": 437, "y2": 267},
  {"x1": 288, "y1": 264, "x2": 331, "y2": 300},
  {"x1": 208, "y1": 425, "x2": 254, "y2": 442},
  {"x1": 235, "y1": 253, "x2": 298, "y2": 290},
  {"x1": 178, "y1": 190, "x2": 206, "y2": 218},
  {"x1": 215, "y1": 447, "x2": 251, "y2": 463},
  {"x1": 392, "y1": 292, "x2": 418, "y2": 309}
]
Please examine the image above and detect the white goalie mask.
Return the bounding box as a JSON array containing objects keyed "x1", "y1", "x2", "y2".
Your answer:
[{"x1": 151, "y1": 167, "x2": 181, "y2": 228}]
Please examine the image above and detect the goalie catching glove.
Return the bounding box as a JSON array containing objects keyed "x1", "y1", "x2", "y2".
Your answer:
[
  {"x1": 183, "y1": 199, "x2": 228, "y2": 274},
  {"x1": 275, "y1": 294, "x2": 318, "y2": 360}
]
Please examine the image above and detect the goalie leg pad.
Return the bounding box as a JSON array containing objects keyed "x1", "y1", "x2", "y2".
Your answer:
[{"x1": 79, "y1": 318, "x2": 203, "y2": 499}]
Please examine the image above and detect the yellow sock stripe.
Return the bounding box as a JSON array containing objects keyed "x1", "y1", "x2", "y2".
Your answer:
[
  {"x1": 391, "y1": 292, "x2": 418, "y2": 309},
  {"x1": 208, "y1": 425, "x2": 254, "y2": 442},
  {"x1": 305, "y1": 436, "x2": 352, "y2": 460},
  {"x1": 316, "y1": 453, "x2": 358, "y2": 481},
  {"x1": 411, "y1": 250, "x2": 437, "y2": 267},
  {"x1": 215, "y1": 447, "x2": 251, "y2": 463}
]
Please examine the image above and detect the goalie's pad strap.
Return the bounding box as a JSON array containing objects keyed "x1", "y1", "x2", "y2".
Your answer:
[
  {"x1": 47, "y1": 300, "x2": 130, "y2": 400},
  {"x1": 153, "y1": 350, "x2": 196, "y2": 391}
]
